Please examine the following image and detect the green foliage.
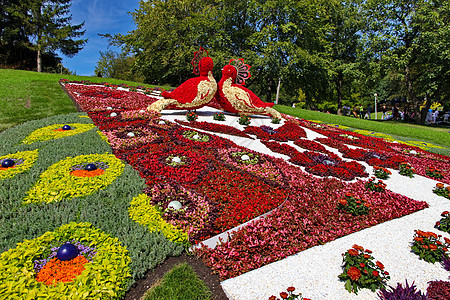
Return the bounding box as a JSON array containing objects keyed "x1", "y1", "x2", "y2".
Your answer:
[
  {"x1": 213, "y1": 112, "x2": 226, "y2": 121},
  {"x1": 426, "y1": 167, "x2": 444, "y2": 179},
  {"x1": 365, "y1": 177, "x2": 387, "y2": 192},
  {"x1": 399, "y1": 163, "x2": 415, "y2": 178},
  {"x1": 337, "y1": 194, "x2": 370, "y2": 216},
  {"x1": 94, "y1": 50, "x2": 143, "y2": 82},
  {"x1": 143, "y1": 262, "x2": 212, "y2": 300},
  {"x1": 433, "y1": 184, "x2": 450, "y2": 199},
  {"x1": 411, "y1": 230, "x2": 450, "y2": 264},
  {"x1": 186, "y1": 111, "x2": 198, "y2": 122},
  {"x1": 338, "y1": 245, "x2": 390, "y2": 294},
  {"x1": 373, "y1": 166, "x2": 391, "y2": 180},
  {"x1": 435, "y1": 211, "x2": 450, "y2": 234},
  {"x1": 238, "y1": 115, "x2": 251, "y2": 126},
  {"x1": 271, "y1": 117, "x2": 281, "y2": 124}
]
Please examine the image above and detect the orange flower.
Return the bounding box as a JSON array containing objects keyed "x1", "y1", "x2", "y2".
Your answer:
[
  {"x1": 446, "y1": 186, "x2": 450, "y2": 192},
  {"x1": 36, "y1": 255, "x2": 88, "y2": 286},
  {"x1": 352, "y1": 244, "x2": 364, "y2": 251},
  {"x1": 347, "y1": 266, "x2": 361, "y2": 281},
  {"x1": 416, "y1": 230, "x2": 427, "y2": 237},
  {"x1": 356, "y1": 200, "x2": 361, "y2": 204},
  {"x1": 445, "y1": 237, "x2": 450, "y2": 244},
  {"x1": 442, "y1": 211, "x2": 449, "y2": 216},
  {"x1": 70, "y1": 169, "x2": 105, "y2": 177},
  {"x1": 373, "y1": 270, "x2": 379, "y2": 277},
  {"x1": 443, "y1": 248, "x2": 448, "y2": 252},
  {"x1": 348, "y1": 249, "x2": 359, "y2": 256},
  {"x1": 365, "y1": 249, "x2": 373, "y2": 253},
  {"x1": 422, "y1": 245, "x2": 429, "y2": 249},
  {"x1": 287, "y1": 287, "x2": 295, "y2": 292},
  {"x1": 429, "y1": 167, "x2": 435, "y2": 172},
  {"x1": 384, "y1": 271, "x2": 389, "y2": 275},
  {"x1": 339, "y1": 198, "x2": 347, "y2": 206},
  {"x1": 414, "y1": 237, "x2": 424, "y2": 243},
  {"x1": 280, "y1": 292, "x2": 288, "y2": 299},
  {"x1": 376, "y1": 261, "x2": 385, "y2": 270},
  {"x1": 429, "y1": 244, "x2": 438, "y2": 251},
  {"x1": 437, "y1": 183, "x2": 444, "y2": 188},
  {"x1": 364, "y1": 254, "x2": 371, "y2": 259},
  {"x1": 345, "y1": 193, "x2": 353, "y2": 198}
]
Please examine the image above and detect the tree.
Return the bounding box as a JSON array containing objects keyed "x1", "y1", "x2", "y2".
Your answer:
[
  {"x1": 362, "y1": 0, "x2": 450, "y2": 123},
  {"x1": 323, "y1": 0, "x2": 364, "y2": 115},
  {"x1": 19, "y1": 0, "x2": 87, "y2": 72},
  {"x1": 94, "y1": 50, "x2": 143, "y2": 82}
]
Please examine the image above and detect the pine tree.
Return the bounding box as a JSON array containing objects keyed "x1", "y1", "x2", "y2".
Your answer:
[{"x1": 24, "y1": 0, "x2": 87, "y2": 72}]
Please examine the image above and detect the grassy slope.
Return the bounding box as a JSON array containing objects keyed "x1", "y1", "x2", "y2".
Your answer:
[
  {"x1": 276, "y1": 105, "x2": 450, "y2": 156},
  {"x1": 0, "y1": 69, "x2": 172, "y2": 131}
]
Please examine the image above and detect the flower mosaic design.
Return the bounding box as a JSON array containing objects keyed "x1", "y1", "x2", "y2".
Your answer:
[
  {"x1": 22, "y1": 123, "x2": 95, "y2": 144},
  {"x1": 0, "y1": 222, "x2": 131, "y2": 299},
  {"x1": 128, "y1": 194, "x2": 189, "y2": 246},
  {"x1": 0, "y1": 149, "x2": 39, "y2": 180},
  {"x1": 24, "y1": 153, "x2": 124, "y2": 204},
  {"x1": 144, "y1": 183, "x2": 218, "y2": 243},
  {"x1": 102, "y1": 127, "x2": 160, "y2": 149},
  {"x1": 216, "y1": 147, "x2": 285, "y2": 184}
]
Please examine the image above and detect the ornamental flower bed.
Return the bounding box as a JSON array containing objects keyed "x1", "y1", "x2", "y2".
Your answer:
[
  {"x1": 365, "y1": 177, "x2": 387, "y2": 192},
  {"x1": 9, "y1": 80, "x2": 443, "y2": 298},
  {"x1": 411, "y1": 230, "x2": 450, "y2": 263},
  {"x1": 337, "y1": 193, "x2": 370, "y2": 216},
  {"x1": 399, "y1": 162, "x2": 415, "y2": 178},
  {"x1": 433, "y1": 183, "x2": 450, "y2": 199},
  {"x1": 338, "y1": 245, "x2": 390, "y2": 294},
  {"x1": 435, "y1": 211, "x2": 450, "y2": 233},
  {"x1": 373, "y1": 166, "x2": 391, "y2": 180}
]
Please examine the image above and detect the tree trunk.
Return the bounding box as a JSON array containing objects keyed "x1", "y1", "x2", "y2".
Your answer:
[
  {"x1": 405, "y1": 65, "x2": 421, "y2": 124},
  {"x1": 336, "y1": 71, "x2": 343, "y2": 115},
  {"x1": 275, "y1": 78, "x2": 281, "y2": 104},
  {"x1": 37, "y1": 47, "x2": 42, "y2": 72}
]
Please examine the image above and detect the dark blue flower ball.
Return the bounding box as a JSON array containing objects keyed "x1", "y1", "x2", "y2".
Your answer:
[
  {"x1": 85, "y1": 163, "x2": 97, "y2": 171},
  {"x1": 62, "y1": 125, "x2": 72, "y2": 130},
  {"x1": 56, "y1": 243, "x2": 79, "y2": 261},
  {"x1": 1, "y1": 159, "x2": 15, "y2": 168}
]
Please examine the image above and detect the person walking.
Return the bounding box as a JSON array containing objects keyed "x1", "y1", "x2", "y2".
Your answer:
[{"x1": 382, "y1": 105, "x2": 387, "y2": 120}]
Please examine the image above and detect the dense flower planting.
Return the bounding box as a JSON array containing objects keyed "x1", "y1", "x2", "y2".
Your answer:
[
  {"x1": 58, "y1": 81, "x2": 445, "y2": 284},
  {"x1": 338, "y1": 245, "x2": 390, "y2": 294},
  {"x1": 0, "y1": 222, "x2": 131, "y2": 299},
  {"x1": 0, "y1": 149, "x2": 39, "y2": 180},
  {"x1": 411, "y1": 230, "x2": 450, "y2": 263},
  {"x1": 373, "y1": 166, "x2": 391, "y2": 180},
  {"x1": 24, "y1": 153, "x2": 124, "y2": 204},
  {"x1": 365, "y1": 177, "x2": 387, "y2": 192},
  {"x1": 435, "y1": 211, "x2": 450, "y2": 233},
  {"x1": 337, "y1": 193, "x2": 370, "y2": 216},
  {"x1": 175, "y1": 119, "x2": 253, "y2": 139},
  {"x1": 22, "y1": 123, "x2": 95, "y2": 144},
  {"x1": 433, "y1": 183, "x2": 450, "y2": 199}
]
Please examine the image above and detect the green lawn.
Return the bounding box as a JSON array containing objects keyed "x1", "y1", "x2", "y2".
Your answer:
[
  {"x1": 0, "y1": 69, "x2": 172, "y2": 132},
  {"x1": 143, "y1": 263, "x2": 212, "y2": 300}
]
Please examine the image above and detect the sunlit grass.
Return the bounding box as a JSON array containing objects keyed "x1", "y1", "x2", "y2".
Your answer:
[
  {"x1": 0, "y1": 69, "x2": 173, "y2": 131},
  {"x1": 142, "y1": 263, "x2": 212, "y2": 300}
]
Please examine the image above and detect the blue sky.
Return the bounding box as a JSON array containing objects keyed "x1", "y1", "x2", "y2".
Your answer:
[{"x1": 62, "y1": 0, "x2": 140, "y2": 76}]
